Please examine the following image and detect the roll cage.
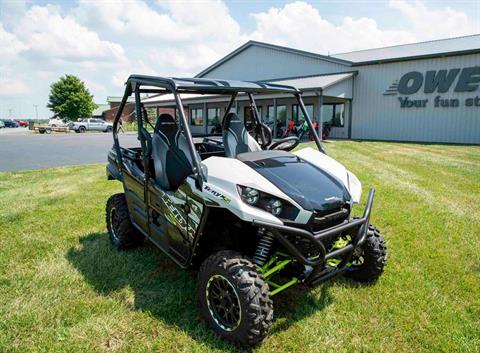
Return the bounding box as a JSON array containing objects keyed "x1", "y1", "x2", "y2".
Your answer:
[{"x1": 112, "y1": 74, "x2": 325, "y2": 188}]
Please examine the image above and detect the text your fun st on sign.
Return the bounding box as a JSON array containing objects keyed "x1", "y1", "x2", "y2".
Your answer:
[{"x1": 383, "y1": 66, "x2": 480, "y2": 108}]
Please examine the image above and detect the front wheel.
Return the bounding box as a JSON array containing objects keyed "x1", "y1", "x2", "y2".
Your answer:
[
  {"x1": 344, "y1": 224, "x2": 387, "y2": 283},
  {"x1": 105, "y1": 193, "x2": 143, "y2": 250},
  {"x1": 198, "y1": 251, "x2": 273, "y2": 347}
]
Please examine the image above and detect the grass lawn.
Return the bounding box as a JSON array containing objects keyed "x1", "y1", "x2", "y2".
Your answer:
[{"x1": 0, "y1": 141, "x2": 479, "y2": 352}]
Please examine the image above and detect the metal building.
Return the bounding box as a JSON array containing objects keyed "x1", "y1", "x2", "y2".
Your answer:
[{"x1": 144, "y1": 35, "x2": 480, "y2": 144}]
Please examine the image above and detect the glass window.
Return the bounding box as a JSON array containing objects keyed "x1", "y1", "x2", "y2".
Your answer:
[
  {"x1": 321, "y1": 104, "x2": 345, "y2": 128},
  {"x1": 292, "y1": 104, "x2": 314, "y2": 123},
  {"x1": 267, "y1": 106, "x2": 274, "y2": 123},
  {"x1": 333, "y1": 104, "x2": 344, "y2": 127},
  {"x1": 321, "y1": 105, "x2": 334, "y2": 124},
  {"x1": 267, "y1": 105, "x2": 287, "y2": 125},
  {"x1": 244, "y1": 106, "x2": 263, "y2": 126},
  {"x1": 257, "y1": 106, "x2": 263, "y2": 120},
  {"x1": 190, "y1": 108, "x2": 203, "y2": 126},
  {"x1": 207, "y1": 107, "x2": 221, "y2": 126}
]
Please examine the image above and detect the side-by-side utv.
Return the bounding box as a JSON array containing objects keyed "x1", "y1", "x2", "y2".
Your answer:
[{"x1": 105, "y1": 75, "x2": 387, "y2": 347}]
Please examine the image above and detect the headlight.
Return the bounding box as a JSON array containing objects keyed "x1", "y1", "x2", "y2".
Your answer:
[
  {"x1": 266, "y1": 199, "x2": 283, "y2": 216},
  {"x1": 237, "y1": 185, "x2": 298, "y2": 220},
  {"x1": 240, "y1": 187, "x2": 260, "y2": 205}
]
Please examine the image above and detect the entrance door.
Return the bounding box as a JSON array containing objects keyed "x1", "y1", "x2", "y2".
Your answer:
[
  {"x1": 189, "y1": 107, "x2": 204, "y2": 135},
  {"x1": 207, "y1": 107, "x2": 221, "y2": 134}
]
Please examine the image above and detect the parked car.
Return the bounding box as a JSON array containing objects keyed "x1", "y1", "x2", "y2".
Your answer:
[
  {"x1": 48, "y1": 118, "x2": 69, "y2": 127},
  {"x1": 0, "y1": 120, "x2": 5, "y2": 128},
  {"x1": 1, "y1": 119, "x2": 19, "y2": 128},
  {"x1": 71, "y1": 118, "x2": 113, "y2": 133},
  {"x1": 15, "y1": 119, "x2": 28, "y2": 127}
]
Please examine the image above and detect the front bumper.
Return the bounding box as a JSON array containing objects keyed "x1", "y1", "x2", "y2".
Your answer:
[{"x1": 252, "y1": 188, "x2": 375, "y2": 286}]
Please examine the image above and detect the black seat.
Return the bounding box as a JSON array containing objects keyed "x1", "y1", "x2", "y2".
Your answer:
[
  {"x1": 151, "y1": 114, "x2": 196, "y2": 190},
  {"x1": 222, "y1": 112, "x2": 261, "y2": 158}
]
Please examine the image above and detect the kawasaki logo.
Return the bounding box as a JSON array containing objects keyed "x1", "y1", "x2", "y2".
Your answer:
[{"x1": 384, "y1": 66, "x2": 480, "y2": 96}]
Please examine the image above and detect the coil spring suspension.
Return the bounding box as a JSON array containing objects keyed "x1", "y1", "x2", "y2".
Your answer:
[{"x1": 253, "y1": 228, "x2": 275, "y2": 266}]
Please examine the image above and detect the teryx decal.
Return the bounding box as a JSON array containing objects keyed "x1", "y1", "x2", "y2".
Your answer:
[{"x1": 204, "y1": 185, "x2": 231, "y2": 204}]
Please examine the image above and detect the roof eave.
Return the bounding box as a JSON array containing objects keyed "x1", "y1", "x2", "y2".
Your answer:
[
  {"x1": 349, "y1": 48, "x2": 480, "y2": 66},
  {"x1": 195, "y1": 40, "x2": 353, "y2": 78}
]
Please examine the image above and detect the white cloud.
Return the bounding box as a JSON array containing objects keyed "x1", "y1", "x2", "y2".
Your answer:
[
  {"x1": 112, "y1": 60, "x2": 159, "y2": 87},
  {"x1": 0, "y1": 77, "x2": 30, "y2": 96},
  {"x1": 75, "y1": 0, "x2": 242, "y2": 42},
  {"x1": 149, "y1": 44, "x2": 228, "y2": 76},
  {"x1": 0, "y1": 24, "x2": 26, "y2": 60},
  {"x1": 248, "y1": 1, "x2": 479, "y2": 55},
  {"x1": 15, "y1": 5, "x2": 126, "y2": 64},
  {"x1": 390, "y1": 0, "x2": 480, "y2": 40},
  {"x1": 249, "y1": 1, "x2": 409, "y2": 54}
]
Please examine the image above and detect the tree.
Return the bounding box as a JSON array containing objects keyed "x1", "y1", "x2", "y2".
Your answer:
[{"x1": 47, "y1": 75, "x2": 97, "y2": 121}]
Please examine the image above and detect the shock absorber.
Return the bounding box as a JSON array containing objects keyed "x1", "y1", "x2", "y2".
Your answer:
[{"x1": 252, "y1": 228, "x2": 275, "y2": 266}]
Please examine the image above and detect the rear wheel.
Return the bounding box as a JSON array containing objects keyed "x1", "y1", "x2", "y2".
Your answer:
[
  {"x1": 106, "y1": 193, "x2": 143, "y2": 250},
  {"x1": 345, "y1": 224, "x2": 387, "y2": 283},
  {"x1": 198, "y1": 251, "x2": 273, "y2": 347}
]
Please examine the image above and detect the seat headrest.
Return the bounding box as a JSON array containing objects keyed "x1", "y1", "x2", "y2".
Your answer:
[
  {"x1": 155, "y1": 113, "x2": 176, "y2": 132},
  {"x1": 154, "y1": 113, "x2": 179, "y2": 144}
]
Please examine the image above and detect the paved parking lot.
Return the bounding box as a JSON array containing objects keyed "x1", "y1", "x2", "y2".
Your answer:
[{"x1": 0, "y1": 132, "x2": 138, "y2": 172}]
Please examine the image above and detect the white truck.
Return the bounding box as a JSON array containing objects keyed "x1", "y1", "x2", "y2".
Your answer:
[{"x1": 70, "y1": 118, "x2": 113, "y2": 133}]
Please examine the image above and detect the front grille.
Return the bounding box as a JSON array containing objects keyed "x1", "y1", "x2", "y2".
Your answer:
[{"x1": 311, "y1": 206, "x2": 350, "y2": 232}]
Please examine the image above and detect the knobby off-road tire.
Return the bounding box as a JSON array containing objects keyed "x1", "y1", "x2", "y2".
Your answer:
[
  {"x1": 345, "y1": 224, "x2": 387, "y2": 283},
  {"x1": 198, "y1": 251, "x2": 273, "y2": 347},
  {"x1": 105, "y1": 193, "x2": 143, "y2": 250}
]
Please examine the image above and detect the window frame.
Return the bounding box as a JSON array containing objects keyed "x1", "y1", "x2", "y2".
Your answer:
[
  {"x1": 207, "y1": 107, "x2": 221, "y2": 126},
  {"x1": 190, "y1": 107, "x2": 204, "y2": 126},
  {"x1": 292, "y1": 104, "x2": 314, "y2": 123},
  {"x1": 322, "y1": 103, "x2": 345, "y2": 128}
]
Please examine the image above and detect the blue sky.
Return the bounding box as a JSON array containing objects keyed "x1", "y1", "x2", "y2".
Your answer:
[{"x1": 0, "y1": 0, "x2": 479, "y2": 118}]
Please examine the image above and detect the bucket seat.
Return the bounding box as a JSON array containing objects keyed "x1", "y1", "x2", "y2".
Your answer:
[
  {"x1": 222, "y1": 112, "x2": 261, "y2": 158},
  {"x1": 152, "y1": 114, "x2": 197, "y2": 190}
]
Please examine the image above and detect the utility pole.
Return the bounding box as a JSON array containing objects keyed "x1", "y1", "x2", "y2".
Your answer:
[{"x1": 33, "y1": 105, "x2": 38, "y2": 119}]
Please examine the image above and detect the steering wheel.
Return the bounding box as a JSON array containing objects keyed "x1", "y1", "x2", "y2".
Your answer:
[
  {"x1": 268, "y1": 136, "x2": 300, "y2": 152},
  {"x1": 254, "y1": 122, "x2": 272, "y2": 149}
]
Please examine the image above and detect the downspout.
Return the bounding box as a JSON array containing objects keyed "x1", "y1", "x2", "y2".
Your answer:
[{"x1": 315, "y1": 89, "x2": 323, "y2": 141}]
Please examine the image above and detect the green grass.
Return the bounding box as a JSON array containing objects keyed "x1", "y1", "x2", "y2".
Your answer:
[{"x1": 1, "y1": 141, "x2": 479, "y2": 352}]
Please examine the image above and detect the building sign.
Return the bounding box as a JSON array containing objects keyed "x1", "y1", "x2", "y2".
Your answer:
[{"x1": 384, "y1": 66, "x2": 480, "y2": 108}]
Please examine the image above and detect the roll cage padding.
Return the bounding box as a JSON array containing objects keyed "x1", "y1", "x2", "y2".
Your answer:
[
  {"x1": 222, "y1": 112, "x2": 261, "y2": 158},
  {"x1": 151, "y1": 114, "x2": 196, "y2": 190}
]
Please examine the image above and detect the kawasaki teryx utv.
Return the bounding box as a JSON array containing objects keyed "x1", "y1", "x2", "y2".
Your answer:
[{"x1": 106, "y1": 75, "x2": 387, "y2": 347}]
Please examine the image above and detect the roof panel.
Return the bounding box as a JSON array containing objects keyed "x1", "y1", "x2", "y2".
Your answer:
[
  {"x1": 332, "y1": 34, "x2": 480, "y2": 63},
  {"x1": 270, "y1": 72, "x2": 354, "y2": 91}
]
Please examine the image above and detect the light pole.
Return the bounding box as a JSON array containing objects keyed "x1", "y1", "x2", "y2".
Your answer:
[
  {"x1": 8, "y1": 108, "x2": 13, "y2": 118},
  {"x1": 33, "y1": 105, "x2": 38, "y2": 119}
]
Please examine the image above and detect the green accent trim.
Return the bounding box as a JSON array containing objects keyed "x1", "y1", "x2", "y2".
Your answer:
[
  {"x1": 260, "y1": 256, "x2": 277, "y2": 273},
  {"x1": 263, "y1": 259, "x2": 291, "y2": 278},
  {"x1": 266, "y1": 280, "x2": 280, "y2": 289},
  {"x1": 270, "y1": 278, "x2": 298, "y2": 296}
]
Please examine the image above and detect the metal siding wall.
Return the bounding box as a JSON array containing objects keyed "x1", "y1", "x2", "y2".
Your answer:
[
  {"x1": 204, "y1": 46, "x2": 350, "y2": 81},
  {"x1": 352, "y1": 53, "x2": 480, "y2": 144},
  {"x1": 323, "y1": 79, "x2": 353, "y2": 99}
]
